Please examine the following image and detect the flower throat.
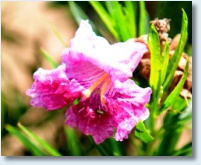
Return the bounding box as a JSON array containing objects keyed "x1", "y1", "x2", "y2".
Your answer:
[{"x1": 82, "y1": 73, "x2": 111, "y2": 105}]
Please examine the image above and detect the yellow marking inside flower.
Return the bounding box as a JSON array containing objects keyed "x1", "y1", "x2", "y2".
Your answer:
[
  {"x1": 100, "y1": 77, "x2": 111, "y2": 105},
  {"x1": 82, "y1": 73, "x2": 109, "y2": 99}
]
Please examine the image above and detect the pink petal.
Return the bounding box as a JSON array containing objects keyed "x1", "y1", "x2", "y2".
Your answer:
[
  {"x1": 26, "y1": 20, "x2": 152, "y2": 144},
  {"x1": 114, "y1": 106, "x2": 149, "y2": 141},
  {"x1": 105, "y1": 79, "x2": 152, "y2": 141},
  {"x1": 110, "y1": 40, "x2": 148, "y2": 75},
  {"x1": 61, "y1": 20, "x2": 148, "y2": 82},
  {"x1": 65, "y1": 93, "x2": 115, "y2": 144},
  {"x1": 65, "y1": 78, "x2": 151, "y2": 144},
  {"x1": 61, "y1": 51, "x2": 106, "y2": 88},
  {"x1": 26, "y1": 64, "x2": 84, "y2": 110},
  {"x1": 111, "y1": 79, "x2": 152, "y2": 107}
]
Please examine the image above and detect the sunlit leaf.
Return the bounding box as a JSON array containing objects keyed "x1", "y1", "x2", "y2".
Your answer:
[
  {"x1": 64, "y1": 126, "x2": 82, "y2": 156},
  {"x1": 69, "y1": 1, "x2": 100, "y2": 35},
  {"x1": 161, "y1": 41, "x2": 170, "y2": 85},
  {"x1": 172, "y1": 96, "x2": 189, "y2": 112},
  {"x1": 159, "y1": 60, "x2": 189, "y2": 114},
  {"x1": 172, "y1": 142, "x2": 192, "y2": 156},
  {"x1": 125, "y1": 1, "x2": 137, "y2": 37},
  {"x1": 50, "y1": 23, "x2": 67, "y2": 47},
  {"x1": 18, "y1": 123, "x2": 62, "y2": 156},
  {"x1": 5, "y1": 124, "x2": 46, "y2": 156},
  {"x1": 148, "y1": 24, "x2": 162, "y2": 94},
  {"x1": 89, "y1": 1, "x2": 119, "y2": 40},
  {"x1": 163, "y1": 9, "x2": 188, "y2": 90},
  {"x1": 139, "y1": 1, "x2": 150, "y2": 35},
  {"x1": 40, "y1": 48, "x2": 59, "y2": 68},
  {"x1": 135, "y1": 121, "x2": 154, "y2": 143},
  {"x1": 105, "y1": 1, "x2": 130, "y2": 41}
]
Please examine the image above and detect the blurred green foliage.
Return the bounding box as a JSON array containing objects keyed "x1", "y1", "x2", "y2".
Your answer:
[{"x1": 50, "y1": 1, "x2": 192, "y2": 44}]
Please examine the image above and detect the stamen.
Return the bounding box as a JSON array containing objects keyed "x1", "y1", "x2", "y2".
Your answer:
[
  {"x1": 100, "y1": 77, "x2": 111, "y2": 105},
  {"x1": 82, "y1": 73, "x2": 108, "y2": 99},
  {"x1": 96, "y1": 110, "x2": 104, "y2": 114}
]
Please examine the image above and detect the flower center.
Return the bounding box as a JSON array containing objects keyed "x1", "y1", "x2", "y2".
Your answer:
[{"x1": 82, "y1": 73, "x2": 111, "y2": 105}]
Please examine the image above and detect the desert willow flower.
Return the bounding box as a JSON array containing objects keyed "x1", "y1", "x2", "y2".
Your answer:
[{"x1": 26, "y1": 20, "x2": 152, "y2": 144}]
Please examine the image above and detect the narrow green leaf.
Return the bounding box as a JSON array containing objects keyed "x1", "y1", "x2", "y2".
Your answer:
[
  {"x1": 159, "y1": 60, "x2": 189, "y2": 113},
  {"x1": 116, "y1": 3, "x2": 132, "y2": 41},
  {"x1": 95, "y1": 144, "x2": 109, "y2": 156},
  {"x1": 139, "y1": 1, "x2": 150, "y2": 35},
  {"x1": 5, "y1": 125, "x2": 46, "y2": 156},
  {"x1": 164, "y1": 9, "x2": 188, "y2": 90},
  {"x1": 125, "y1": 1, "x2": 137, "y2": 37},
  {"x1": 148, "y1": 24, "x2": 162, "y2": 93},
  {"x1": 40, "y1": 48, "x2": 59, "y2": 68},
  {"x1": 135, "y1": 121, "x2": 154, "y2": 143},
  {"x1": 109, "y1": 140, "x2": 124, "y2": 156},
  {"x1": 50, "y1": 23, "x2": 67, "y2": 47},
  {"x1": 173, "y1": 142, "x2": 192, "y2": 156},
  {"x1": 105, "y1": 2, "x2": 121, "y2": 40},
  {"x1": 64, "y1": 126, "x2": 82, "y2": 156},
  {"x1": 89, "y1": 1, "x2": 119, "y2": 40},
  {"x1": 161, "y1": 41, "x2": 170, "y2": 85},
  {"x1": 105, "y1": 1, "x2": 115, "y2": 18},
  {"x1": 173, "y1": 147, "x2": 192, "y2": 156},
  {"x1": 69, "y1": 1, "x2": 88, "y2": 23},
  {"x1": 88, "y1": 136, "x2": 109, "y2": 156},
  {"x1": 155, "y1": 112, "x2": 185, "y2": 156},
  {"x1": 156, "y1": 127, "x2": 183, "y2": 155},
  {"x1": 68, "y1": 2, "x2": 100, "y2": 35},
  {"x1": 106, "y1": 1, "x2": 130, "y2": 41},
  {"x1": 18, "y1": 123, "x2": 62, "y2": 156},
  {"x1": 173, "y1": 96, "x2": 189, "y2": 112},
  {"x1": 103, "y1": 138, "x2": 126, "y2": 156}
]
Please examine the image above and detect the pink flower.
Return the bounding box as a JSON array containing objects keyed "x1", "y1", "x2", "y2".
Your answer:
[{"x1": 26, "y1": 20, "x2": 152, "y2": 144}]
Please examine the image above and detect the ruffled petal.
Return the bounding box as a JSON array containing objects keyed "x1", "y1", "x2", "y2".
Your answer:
[
  {"x1": 26, "y1": 64, "x2": 84, "y2": 110},
  {"x1": 65, "y1": 93, "x2": 115, "y2": 144},
  {"x1": 110, "y1": 79, "x2": 152, "y2": 107},
  {"x1": 61, "y1": 20, "x2": 148, "y2": 82},
  {"x1": 105, "y1": 79, "x2": 152, "y2": 141},
  {"x1": 110, "y1": 40, "x2": 148, "y2": 75},
  {"x1": 114, "y1": 106, "x2": 149, "y2": 141},
  {"x1": 65, "y1": 78, "x2": 151, "y2": 144}
]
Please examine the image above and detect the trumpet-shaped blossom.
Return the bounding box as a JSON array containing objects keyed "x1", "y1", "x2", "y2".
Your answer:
[{"x1": 26, "y1": 20, "x2": 152, "y2": 144}]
